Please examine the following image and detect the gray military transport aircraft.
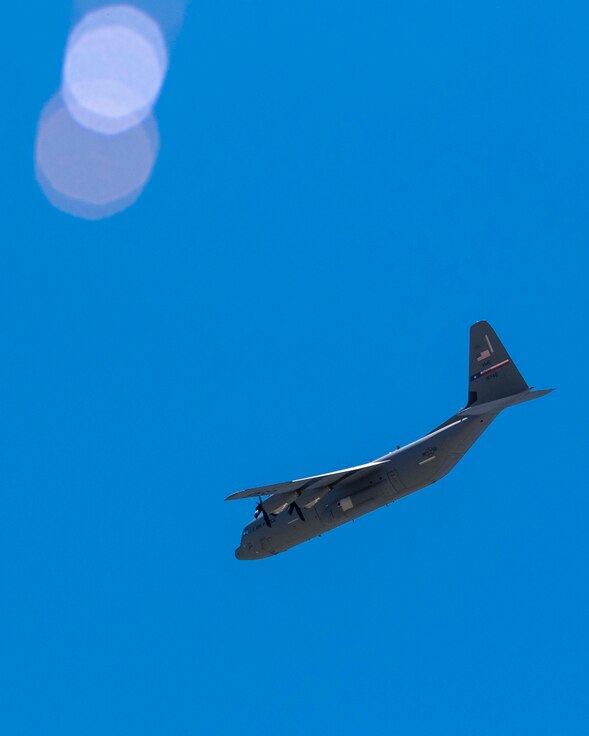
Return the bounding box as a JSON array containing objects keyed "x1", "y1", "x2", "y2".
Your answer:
[{"x1": 228, "y1": 321, "x2": 552, "y2": 560}]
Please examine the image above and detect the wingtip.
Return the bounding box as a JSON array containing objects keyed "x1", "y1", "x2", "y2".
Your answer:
[{"x1": 225, "y1": 488, "x2": 261, "y2": 501}]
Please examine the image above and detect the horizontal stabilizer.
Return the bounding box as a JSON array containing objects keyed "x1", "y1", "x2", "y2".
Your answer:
[{"x1": 460, "y1": 387, "x2": 554, "y2": 416}]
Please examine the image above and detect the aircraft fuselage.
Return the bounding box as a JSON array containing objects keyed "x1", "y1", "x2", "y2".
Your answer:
[
  {"x1": 230, "y1": 321, "x2": 553, "y2": 561},
  {"x1": 235, "y1": 410, "x2": 497, "y2": 560}
]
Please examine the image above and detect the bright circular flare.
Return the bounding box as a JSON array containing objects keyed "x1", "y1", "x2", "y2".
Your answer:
[
  {"x1": 35, "y1": 95, "x2": 159, "y2": 220},
  {"x1": 63, "y1": 4, "x2": 167, "y2": 134}
]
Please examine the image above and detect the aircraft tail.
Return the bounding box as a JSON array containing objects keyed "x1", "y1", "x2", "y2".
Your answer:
[
  {"x1": 426, "y1": 320, "x2": 553, "y2": 434},
  {"x1": 466, "y1": 321, "x2": 536, "y2": 409}
]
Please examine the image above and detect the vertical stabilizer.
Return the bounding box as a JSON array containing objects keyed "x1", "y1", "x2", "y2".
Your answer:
[{"x1": 467, "y1": 321, "x2": 528, "y2": 408}]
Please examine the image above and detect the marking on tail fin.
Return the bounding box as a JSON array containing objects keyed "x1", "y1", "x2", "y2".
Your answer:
[
  {"x1": 475, "y1": 334, "x2": 495, "y2": 362},
  {"x1": 470, "y1": 358, "x2": 511, "y2": 382}
]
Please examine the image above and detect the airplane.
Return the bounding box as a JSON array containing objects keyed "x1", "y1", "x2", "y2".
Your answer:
[{"x1": 227, "y1": 321, "x2": 553, "y2": 560}]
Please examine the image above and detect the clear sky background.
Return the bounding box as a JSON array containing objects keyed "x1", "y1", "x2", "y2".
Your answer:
[{"x1": 1, "y1": 2, "x2": 588, "y2": 734}]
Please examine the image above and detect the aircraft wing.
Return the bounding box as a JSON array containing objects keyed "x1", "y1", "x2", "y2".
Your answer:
[{"x1": 225, "y1": 459, "x2": 389, "y2": 501}]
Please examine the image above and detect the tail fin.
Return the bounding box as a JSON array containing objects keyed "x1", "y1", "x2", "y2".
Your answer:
[{"x1": 466, "y1": 321, "x2": 528, "y2": 408}]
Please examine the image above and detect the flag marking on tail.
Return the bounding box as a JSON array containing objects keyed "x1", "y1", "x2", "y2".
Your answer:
[
  {"x1": 476, "y1": 334, "x2": 495, "y2": 362},
  {"x1": 470, "y1": 358, "x2": 511, "y2": 382}
]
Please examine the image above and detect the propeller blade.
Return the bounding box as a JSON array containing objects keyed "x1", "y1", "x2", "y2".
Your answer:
[
  {"x1": 256, "y1": 497, "x2": 272, "y2": 527},
  {"x1": 288, "y1": 501, "x2": 305, "y2": 522}
]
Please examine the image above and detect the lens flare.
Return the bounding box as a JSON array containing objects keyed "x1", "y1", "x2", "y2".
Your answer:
[
  {"x1": 35, "y1": 95, "x2": 159, "y2": 220},
  {"x1": 63, "y1": 4, "x2": 168, "y2": 134},
  {"x1": 74, "y1": 0, "x2": 188, "y2": 36},
  {"x1": 35, "y1": 2, "x2": 182, "y2": 219}
]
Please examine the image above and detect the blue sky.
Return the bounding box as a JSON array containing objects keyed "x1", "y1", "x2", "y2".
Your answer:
[{"x1": 1, "y1": 1, "x2": 588, "y2": 734}]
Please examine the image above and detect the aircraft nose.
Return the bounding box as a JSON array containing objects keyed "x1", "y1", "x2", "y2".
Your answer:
[{"x1": 235, "y1": 546, "x2": 246, "y2": 560}]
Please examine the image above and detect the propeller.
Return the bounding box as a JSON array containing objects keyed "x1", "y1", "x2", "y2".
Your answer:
[
  {"x1": 254, "y1": 496, "x2": 272, "y2": 528},
  {"x1": 288, "y1": 501, "x2": 305, "y2": 522}
]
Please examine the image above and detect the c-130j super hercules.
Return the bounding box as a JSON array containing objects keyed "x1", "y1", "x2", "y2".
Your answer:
[{"x1": 228, "y1": 321, "x2": 553, "y2": 560}]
